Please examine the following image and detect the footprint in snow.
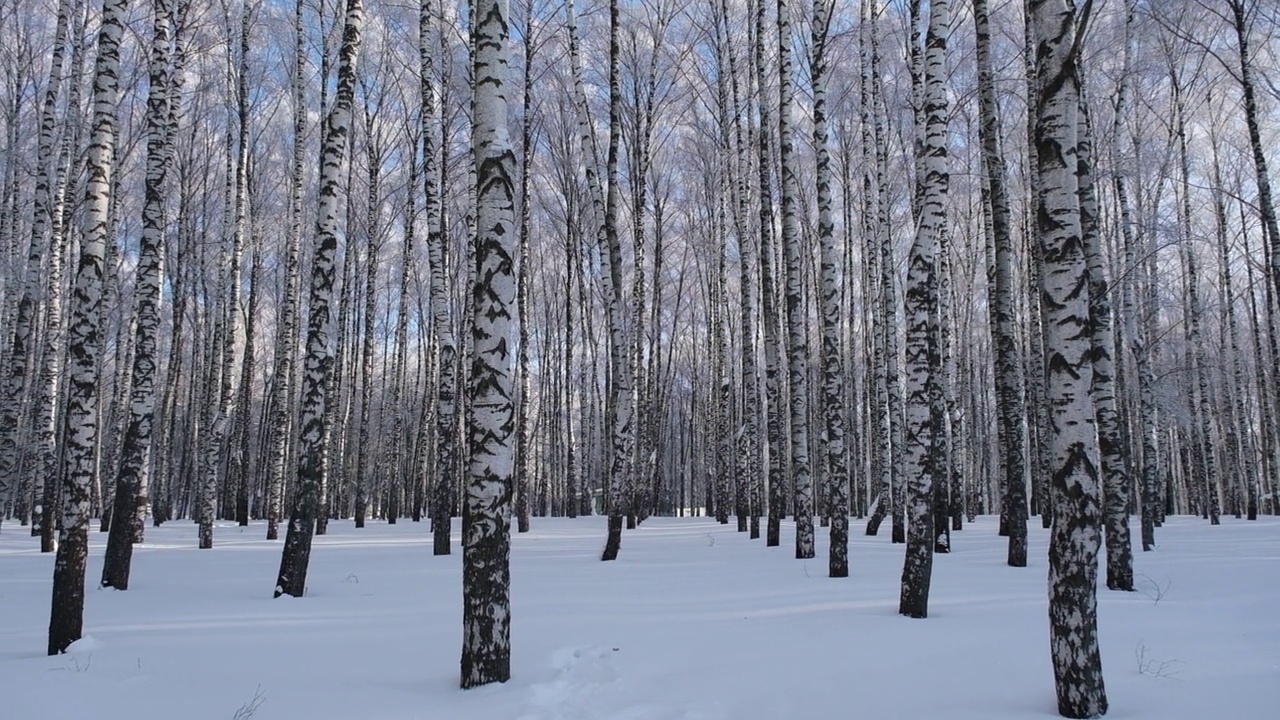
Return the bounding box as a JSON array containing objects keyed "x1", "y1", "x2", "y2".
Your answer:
[{"x1": 517, "y1": 647, "x2": 722, "y2": 720}]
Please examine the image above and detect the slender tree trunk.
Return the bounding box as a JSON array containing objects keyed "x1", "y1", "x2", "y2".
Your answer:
[
  {"x1": 514, "y1": 1, "x2": 535, "y2": 534},
  {"x1": 421, "y1": 0, "x2": 457, "y2": 555},
  {"x1": 353, "y1": 100, "x2": 381, "y2": 532},
  {"x1": 101, "y1": 0, "x2": 177, "y2": 588},
  {"x1": 266, "y1": 0, "x2": 307, "y2": 542},
  {"x1": 777, "y1": 0, "x2": 812, "y2": 560},
  {"x1": 722, "y1": 0, "x2": 761, "y2": 540},
  {"x1": 274, "y1": 0, "x2": 363, "y2": 599},
  {"x1": 811, "y1": 0, "x2": 845, "y2": 577},
  {"x1": 0, "y1": 0, "x2": 73, "y2": 531},
  {"x1": 975, "y1": 0, "x2": 1027, "y2": 567},
  {"x1": 1078, "y1": 85, "x2": 1133, "y2": 592},
  {"x1": 1111, "y1": 0, "x2": 1155, "y2": 552},
  {"x1": 755, "y1": 0, "x2": 786, "y2": 549},
  {"x1": 49, "y1": 0, "x2": 125, "y2": 655},
  {"x1": 231, "y1": 3, "x2": 253, "y2": 529},
  {"x1": 1211, "y1": 127, "x2": 1257, "y2": 520},
  {"x1": 600, "y1": 0, "x2": 633, "y2": 562},
  {"x1": 199, "y1": 4, "x2": 251, "y2": 548},
  {"x1": 899, "y1": 0, "x2": 948, "y2": 619}
]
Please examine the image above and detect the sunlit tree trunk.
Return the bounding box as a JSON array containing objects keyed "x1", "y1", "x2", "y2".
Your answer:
[
  {"x1": 460, "y1": 0, "x2": 516, "y2": 686},
  {"x1": 49, "y1": 0, "x2": 125, "y2": 655},
  {"x1": 101, "y1": 0, "x2": 179, "y2": 588},
  {"x1": 274, "y1": 0, "x2": 363, "y2": 599},
  {"x1": 600, "y1": 0, "x2": 634, "y2": 562},
  {"x1": 422, "y1": 0, "x2": 457, "y2": 555}
]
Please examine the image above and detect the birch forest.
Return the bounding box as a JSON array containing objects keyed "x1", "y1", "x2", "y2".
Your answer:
[{"x1": 1, "y1": 0, "x2": 1278, "y2": 712}]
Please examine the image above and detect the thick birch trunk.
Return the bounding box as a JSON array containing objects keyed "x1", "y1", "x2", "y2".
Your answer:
[
  {"x1": 1029, "y1": 1, "x2": 1108, "y2": 715},
  {"x1": 460, "y1": 0, "x2": 516, "y2": 686}
]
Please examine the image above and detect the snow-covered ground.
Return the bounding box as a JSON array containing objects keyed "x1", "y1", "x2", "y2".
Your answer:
[{"x1": 1, "y1": 513, "x2": 1276, "y2": 719}]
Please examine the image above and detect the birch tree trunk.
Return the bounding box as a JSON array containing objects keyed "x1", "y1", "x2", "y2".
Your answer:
[
  {"x1": 423, "y1": 0, "x2": 457, "y2": 556},
  {"x1": 513, "y1": 0, "x2": 535, "y2": 535},
  {"x1": 862, "y1": 0, "x2": 894, "y2": 539},
  {"x1": 777, "y1": 0, "x2": 813, "y2": 560},
  {"x1": 811, "y1": 0, "x2": 845, "y2": 577},
  {"x1": 1171, "y1": 64, "x2": 1220, "y2": 525},
  {"x1": 974, "y1": 0, "x2": 1027, "y2": 567},
  {"x1": 230, "y1": 1, "x2": 254, "y2": 529},
  {"x1": 755, "y1": 0, "x2": 786, "y2": 549},
  {"x1": 1029, "y1": 1, "x2": 1107, "y2": 715},
  {"x1": 720, "y1": 0, "x2": 761, "y2": 540},
  {"x1": 199, "y1": 3, "x2": 251, "y2": 548},
  {"x1": 1078, "y1": 86, "x2": 1132, "y2": 592},
  {"x1": 899, "y1": 0, "x2": 948, "y2": 619},
  {"x1": 101, "y1": 0, "x2": 177, "y2": 589},
  {"x1": 600, "y1": 0, "x2": 634, "y2": 562},
  {"x1": 1228, "y1": 1, "x2": 1280, "y2": 317},
  {"x1": 1111, "y1": 0, "x2": 1157, "y2": 551},
  {"x1": 49, "y1": 0, "x2": 125, "y2": 655},
  {"x1": 460, "y1": 0, "x2": 516, "y2": 686},
  {"x1": 266, "y1": 0, "x2": 307, "y2": 541},
  {"x1": 274, "y1": 0, "x2": 363, "y2": 599},
  {"x1": 0, "y1": 0, "x2": 73, "y2": 531}
]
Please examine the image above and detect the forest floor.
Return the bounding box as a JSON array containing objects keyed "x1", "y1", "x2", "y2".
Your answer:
[{"x1": 1, "y1": 512, "x2": 1276, "y2": 719}]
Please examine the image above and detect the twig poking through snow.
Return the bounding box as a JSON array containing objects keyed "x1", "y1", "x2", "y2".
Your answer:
[
  {"x1": 1136, "y1": 573, "x2": 1171, "y2": 605},
  {"x1": 1135, "y1": 642, "x2": 1183, "y2": 679},
  {"x1": 232, "y1": 685, "x2": 266, "y2": 719}
]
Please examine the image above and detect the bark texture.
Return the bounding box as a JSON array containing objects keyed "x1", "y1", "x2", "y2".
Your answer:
[{"x1": 460, "y1": 0, "x2": 516, "y2": 686}]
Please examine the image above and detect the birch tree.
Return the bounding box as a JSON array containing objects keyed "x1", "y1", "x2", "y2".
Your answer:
[
  {"x1": 600, "y1": 0, "x2": 635, "y2": 562},
  {"x1": 974, "y1": 0, "x2": 1027, "y2": 568},
  {"x1": 49, "y1": 0, "x2": 125, "y2": 655},
  {"x1": 1077, "y1": 86, "x2": 1132, "y2": 592},
  {"x1": 101, "y1": 0, "x2": 180, "y2": 589},
  {"x1": 811, "y1": 0, "x2": 845, "y2": 577},
  {"x1": 0, "y1": 0, "x2": 73, "y2": 532},
  {"x1": 460, "y1": 0, "x2": 516, "y2": 686},
  {"x1": 1028, "y1": 0, "x2": 1107, "y2": 715},
  {"x1": 266, "y1": 0, "x2": 307, "y2": 541},
  {"x1": 274, "y1": 0, "x2": 363, "y2": 599},
  {"x1": 778, "y1": 0, "x2": 813, "y2": 561},
  {"x1": 424, "y1": 0, "x2": 457, "y2": 556},
  {"x1": 899, "y1": 0, "x2": 948, "y2": 620}
]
